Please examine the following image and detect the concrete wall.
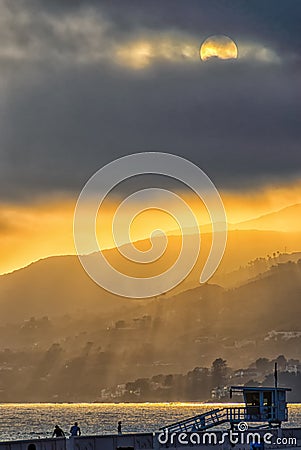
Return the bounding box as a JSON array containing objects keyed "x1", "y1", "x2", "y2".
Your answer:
[
  {"x1": 0, "y1": 438, "x2": 66, "y2": 450},
  {"x1": 72, "y1": 434, "x2": 153, "y2": 450},
  {"x1": 0, "y1": 429, "x2": 300, "y2": 450}
]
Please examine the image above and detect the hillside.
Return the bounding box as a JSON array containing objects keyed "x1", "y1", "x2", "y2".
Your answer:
[
  {"x1": 0, "y1": 229, "x2": 301, "y2": 324},
  {"x1": 0, "y1": 256, "x2": 300, "y2": 401},
  {"x1": 233, "y1": 203, "x2": 301, "y2": 232}
]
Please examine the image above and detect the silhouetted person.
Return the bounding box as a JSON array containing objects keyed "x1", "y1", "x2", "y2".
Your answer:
[
  {"x1": 70, "y1": 422, "x2": 81, "y2": 436},
  {"x1": 117, "y1": 421, "x2": 122, "y2": 434},
  {"x1": 52, "y1": 425, "x2": 65, "y2": 438}
]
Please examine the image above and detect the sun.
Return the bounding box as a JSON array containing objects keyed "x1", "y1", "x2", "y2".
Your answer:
[{"x1": 200, "y1": 35, "x2": 238, "y2": 61}]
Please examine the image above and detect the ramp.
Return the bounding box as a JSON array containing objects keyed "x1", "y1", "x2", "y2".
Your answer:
[{"x1": 160, "y1": 408, "x2": 229, "y2": 433}]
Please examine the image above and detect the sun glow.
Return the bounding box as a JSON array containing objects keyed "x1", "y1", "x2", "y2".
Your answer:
[
  {"x1": 116, "y1": 41, "x2": 153, "y2": 69},
  {"x1": 115, "y1": 36, "x2": 197, "y2": 69},
  {"x1": 1, "y1": 180, "x2": 301, "y2": 274}
]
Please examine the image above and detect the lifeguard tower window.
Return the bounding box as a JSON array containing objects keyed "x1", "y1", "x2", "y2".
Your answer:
[
  {"x1": 246, "y1": 392, "x2": 260, "y2": 418},
  {"x1": 263, "y1": 391, "x2": 272, "y2": 407}
]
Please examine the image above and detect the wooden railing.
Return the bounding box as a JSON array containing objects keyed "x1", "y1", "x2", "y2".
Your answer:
[{"x1": 161, "y1": 406, "x2": 288, "y2": 433}]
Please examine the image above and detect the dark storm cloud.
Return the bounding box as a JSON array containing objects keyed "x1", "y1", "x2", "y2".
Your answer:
[
  {"x1": 33, "y1": 0, "x2": 301, "y2": 54},
  {"x1": 0, "y1": 0, "x2": 300, "y2": 200}
]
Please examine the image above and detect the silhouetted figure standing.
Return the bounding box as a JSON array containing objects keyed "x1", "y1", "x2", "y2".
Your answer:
[
  {"x1": 117, "y1": 421, "x2": 122, "y2": 434},
  {"x1": 70, "y1": 422, "x2": 81, "y2": 436},
  {"x1": 52, "y1": 425, "x2": 65, "y2": 438}
]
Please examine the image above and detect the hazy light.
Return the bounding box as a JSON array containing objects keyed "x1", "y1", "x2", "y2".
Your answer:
[
  {"x1": 1, "y1": 180, "x2": 301, "y2": 274},
  {"x1": 115, "y1": 36, "x2": 198, "y2": 69}
]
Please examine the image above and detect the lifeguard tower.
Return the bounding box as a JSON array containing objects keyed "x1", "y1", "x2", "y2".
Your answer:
[
  {"x1": 161, "y1": 364, "x2": 291, "y2": 433},
  {"x1": 228, "y1": 384, "x2": 290, "y2": 427}
]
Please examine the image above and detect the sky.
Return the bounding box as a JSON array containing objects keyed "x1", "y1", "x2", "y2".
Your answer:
[{"x1": 0, "y1": 0, "x2": 301, "y2": 273}]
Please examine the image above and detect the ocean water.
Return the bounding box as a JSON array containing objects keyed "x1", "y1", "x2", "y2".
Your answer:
[{"x1": 0, "y1": 403, "x2": 301, "y2": 442}]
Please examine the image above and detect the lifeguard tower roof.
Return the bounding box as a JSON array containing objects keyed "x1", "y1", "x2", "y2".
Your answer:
[{"x1": 230, "y1": 385, "x2": 291, "y2": 393}]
